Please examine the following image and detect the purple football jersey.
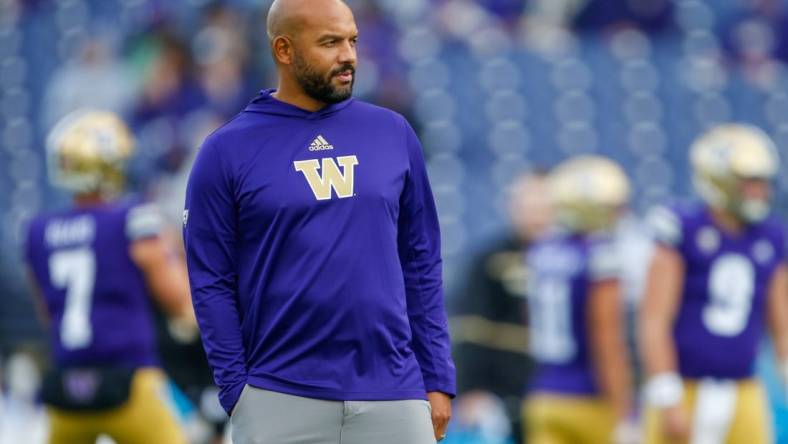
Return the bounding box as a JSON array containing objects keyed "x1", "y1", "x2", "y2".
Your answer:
[
  {"x1": 649, "y1": 203, "x2": 786, "y2": 379},
  {"x1": 25, "y1": 199, "x2": 163, "y2": 368},
  {"x1": 526, "y1": 232, "x2": 619, "y2": 396}
]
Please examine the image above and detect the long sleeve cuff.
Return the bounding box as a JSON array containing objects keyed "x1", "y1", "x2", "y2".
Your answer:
[{"x1": 424, "y1": 376, "x2": 457, "y2": 398}]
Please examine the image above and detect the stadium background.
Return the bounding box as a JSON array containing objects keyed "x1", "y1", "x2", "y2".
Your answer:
[{"x1": 1, "y1": 0, "x2": 788, "y2": 442}]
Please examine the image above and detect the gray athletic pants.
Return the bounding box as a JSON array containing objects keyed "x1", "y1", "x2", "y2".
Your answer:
[{"x1": 230, "y1": 385, "x2": 436, "y2": 444}]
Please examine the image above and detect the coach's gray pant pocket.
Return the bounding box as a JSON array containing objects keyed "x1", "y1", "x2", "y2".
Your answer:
[{"x1": 229, "y1": 384, "x2": 250, "y2": 420}]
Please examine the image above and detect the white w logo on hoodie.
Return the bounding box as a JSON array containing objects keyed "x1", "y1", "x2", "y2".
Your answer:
[{"x1": 293, "y1": 155, "x2": 359, "y2": 200}]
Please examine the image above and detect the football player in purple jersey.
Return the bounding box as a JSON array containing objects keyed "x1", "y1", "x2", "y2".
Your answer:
[
  {"x1": 641, "y1": 124, "x2": 788, "y2": 444},
  {"x1": 24, "y1": 110, "x2": 193, "y2": 444},
  {"x1": 523, "y1": 156, "x2": 636, "y2": 444}
]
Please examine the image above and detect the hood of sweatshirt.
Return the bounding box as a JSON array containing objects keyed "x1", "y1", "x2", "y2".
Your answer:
[{"x1": 243, "y1": 88, "x2": 354, "y2": 120}]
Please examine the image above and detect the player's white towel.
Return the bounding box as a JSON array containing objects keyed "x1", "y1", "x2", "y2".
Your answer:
[{"x1": 690, "y1": 379, "x2": 737, "y2": 444}]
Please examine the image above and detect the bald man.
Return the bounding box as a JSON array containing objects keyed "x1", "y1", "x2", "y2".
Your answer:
[{"x1": 183, "y1": 1, "x2": 455, "y2": 443}]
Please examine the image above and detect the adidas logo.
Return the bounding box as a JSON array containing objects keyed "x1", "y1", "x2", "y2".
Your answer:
[{"x1": 308, "y1": 135, "x2": 334, "y2": 151}]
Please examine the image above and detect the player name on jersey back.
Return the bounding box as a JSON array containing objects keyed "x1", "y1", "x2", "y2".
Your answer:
[{"x1": 45, "y1": 215, "x2": 96, "y2": 248}]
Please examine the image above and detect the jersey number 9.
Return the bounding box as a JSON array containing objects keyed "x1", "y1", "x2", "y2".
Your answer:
[{"x1": 703, "y1": 254, "x2": 755, "y2": 337}]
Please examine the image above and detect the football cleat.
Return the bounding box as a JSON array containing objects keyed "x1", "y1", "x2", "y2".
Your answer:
[
  {"x1": 690, "y1": 123, "x2": 779, "y2": 223},
  {"x1": 46, "y1": 109, "x2": 134, "y2": 196},
  {"x1": 549, "y1": 155, "x2": 630, "y2": 233}
]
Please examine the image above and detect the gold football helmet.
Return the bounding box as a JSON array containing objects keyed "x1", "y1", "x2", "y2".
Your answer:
[
  {"x1": 47, "y1": 109, "x2": 134, "y2": 196},
  {"x1": 690, "y1": 123, "x2": 778, "y2": 222},
  {"x1": 549, "y1": 155, "x2": 630, "y2": 233}
]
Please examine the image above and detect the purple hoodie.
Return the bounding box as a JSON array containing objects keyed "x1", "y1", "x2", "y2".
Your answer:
[{"x1": 183, "y1": 90, "x2": 456, "y2": 413}]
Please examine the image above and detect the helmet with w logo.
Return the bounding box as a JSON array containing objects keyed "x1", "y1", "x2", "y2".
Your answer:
[
  {"x1": 690, "y1": 123, "x2": 779, "y2": 223},
  {"x1": 46, "y1": 110, "x2": 135, "y2": 197},
  {"x1": 549, "y1": 155, "x2": 630, "y2": 233}
]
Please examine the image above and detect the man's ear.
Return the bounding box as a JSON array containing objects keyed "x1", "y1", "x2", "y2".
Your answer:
[{"x1": 272, "y1": 36, "x2": 294, "y2": 65}]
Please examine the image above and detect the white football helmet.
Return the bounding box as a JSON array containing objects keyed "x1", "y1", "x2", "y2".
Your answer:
[
  {"x1": 549, "y1": 155, "x2": 630, "y2": 233},
  {"x1": 47, "y1": 109, "x2": 134, "y2": 197},
  {"x1": 690, "y1": 123, "x2": 779, "y2": 223}
]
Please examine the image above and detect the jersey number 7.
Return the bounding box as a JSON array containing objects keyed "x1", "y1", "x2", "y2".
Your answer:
[{"x1": 49, "y1": 247, "x2": 96, "y2": 349}]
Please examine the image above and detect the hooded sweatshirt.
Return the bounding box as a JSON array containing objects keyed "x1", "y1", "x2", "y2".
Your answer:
[{"x1": 183, "y1": 89, "x2": 456, "y2": 414}]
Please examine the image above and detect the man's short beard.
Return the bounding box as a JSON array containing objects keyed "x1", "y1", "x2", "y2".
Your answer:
[{"x1": 292, "y1": 53, "x2": 354, "y2": 104}]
